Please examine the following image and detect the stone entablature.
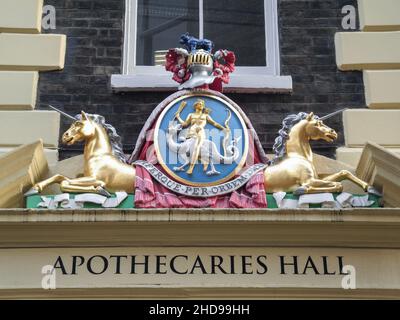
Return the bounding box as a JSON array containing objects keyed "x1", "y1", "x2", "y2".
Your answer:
[{"x1": 0, "y1": 208, "x2": 399, "y2": 299}]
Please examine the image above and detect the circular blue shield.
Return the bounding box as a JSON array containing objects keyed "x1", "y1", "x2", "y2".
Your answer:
[{"x1": 154, "y1": 93, "x2": 249, "y2": 186}]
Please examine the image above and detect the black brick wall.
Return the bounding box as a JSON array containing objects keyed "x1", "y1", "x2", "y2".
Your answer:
[{"x1": 37, "y1": 0, "x2": 364, "y2": 160}]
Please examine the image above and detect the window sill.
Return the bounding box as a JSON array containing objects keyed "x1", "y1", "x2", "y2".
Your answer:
[{"x1": 111, "y1": 73, "x2": 293, "y2": 94}]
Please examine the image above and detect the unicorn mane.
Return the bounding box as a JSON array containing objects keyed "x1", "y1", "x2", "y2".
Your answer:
[
  {"x1": 271, "y1": 112, "x2": 311, "y2": 164},
  {"x1": 75, "y1": 113, "x2": 127, "y2": 163}
]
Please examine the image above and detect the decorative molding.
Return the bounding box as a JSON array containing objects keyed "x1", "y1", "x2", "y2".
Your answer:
[
  {"x1": 337, "y1": 146, "x2": 400, "y2": 168},
  {"x1": 356, "y1": 142, "x2": 400, "y2": 208},
  {"x1": 111, "y1": 73, "x2": 293, "y2": 93},
  {"x1": 0, "y1": 147, "x2": 58, "y2": 166},
  {"x1": 0, "y1": 141, "x2": 49, "y2": 208},
  {"x1": 1, "y1": 207, "x2": 400, "y2": 247},
  {"x1": 1, "y1": 287, "x2": 400, "y2": 300}
]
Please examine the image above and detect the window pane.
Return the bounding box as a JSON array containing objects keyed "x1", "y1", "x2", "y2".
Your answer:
[
  {"x1": 204, "y1": 0, "x2": 266, "y2": 66},
  {"x1": 137, "y1": 0, "x2": 199, "y2": 66}
]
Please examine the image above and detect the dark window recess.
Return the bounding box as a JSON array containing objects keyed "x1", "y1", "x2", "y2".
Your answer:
[
  {"x1": 136, "y1": 0, "x2": 266, "y2": 67},
  {"x1": 136, "y1": 0, "x2": 199, "y2": 66},
  {"x1": 204, "y1": 0, "x2": 266, "y2": 66}
]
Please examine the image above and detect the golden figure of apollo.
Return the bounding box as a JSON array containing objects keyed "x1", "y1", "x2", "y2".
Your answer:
[{"x1": 171, "y1": 99, "x2": 240, "y2": 176}]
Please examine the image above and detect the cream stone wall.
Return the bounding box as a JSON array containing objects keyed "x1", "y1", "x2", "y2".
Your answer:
[
  {"x1": 335, "y1": 1, "x2": 400, "y2": 167},
  {"x1": 335, "y1": 31, "x2": 400, "y2": 71},
  {"x1": 0, "y1": 1, "x2": 66, "y2": 165},
  {"x1": 0, "y1": 208, "x2": 399, "y2": 298},
  {"x1": 358, "y1": 0, "x2": 400, "y2": 31},
  {"x1": 0, "y1": 0, "x2": 43, "y2": 34},
  {"x1": 0, "y1": 71, "x2": 38, "y2": 110},
  {"x1": 0, "y1": 33, "x2": 66, "y2": 71},
  {"x1": 1, "y1": 247, "x2": 400, "y2": 296},
  {"x1": 0, "y1": 111, "x2": 60, "y2": 147},
  {"x1": 364, "y1": 70, "x2": 400, "y2": 109},
  {"x1": 343, "y1": 109, "x2": 400, "y2": 147}
]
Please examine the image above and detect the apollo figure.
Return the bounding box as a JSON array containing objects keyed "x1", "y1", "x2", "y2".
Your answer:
[{"x1": 174, "y1": 99, "x2": 228, "y2": 174}]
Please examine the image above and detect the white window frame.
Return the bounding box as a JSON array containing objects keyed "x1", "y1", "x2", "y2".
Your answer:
[{"x1": 111, "y1": 0, "x2": 292, "y2": 93}]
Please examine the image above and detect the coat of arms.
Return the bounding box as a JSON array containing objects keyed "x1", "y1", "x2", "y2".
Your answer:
[
  {"x1": 26, "y1": 33, "x2": 380, "y2": 209},
  {"x1": 154, "y1": 94, "x2": 248, "y2": 186}
]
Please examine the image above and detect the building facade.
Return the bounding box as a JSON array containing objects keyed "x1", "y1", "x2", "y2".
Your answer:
[
  {"x1": 37, "y1": 0, "x2": 366, "y2": 161},
  {"x1": 0, "y1": 0, "x2": 400, "y2": 299}
]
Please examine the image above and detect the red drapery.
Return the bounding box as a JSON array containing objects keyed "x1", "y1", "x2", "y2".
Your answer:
[{"x1": 133, "y1": 125, "x2": 267, "y2": 209}]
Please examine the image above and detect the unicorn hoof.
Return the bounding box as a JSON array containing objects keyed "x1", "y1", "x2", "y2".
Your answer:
[
  {"x1": 24, "y1": 188, "x2": 39, "y2": 197},
  {"x1": 206, "y1": 170, "x2": 220, "y2": 176},
  {"x1": 173, "y1": 167, "x2": 184, "y2": 172},
  {"x1": 367, "y1": 186, "x2": 382, "y2": 197},
  {"x1": 96, "y1": 187, "x2": 112, "y2": 197},
  {"x1": 294, "y1": 187, "x2": 308, "y2": 196}
]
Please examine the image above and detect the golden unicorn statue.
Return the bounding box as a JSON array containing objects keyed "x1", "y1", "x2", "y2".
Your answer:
[
  {"x1": 264, "y1": 111, "x2": 378, "y2": 195},
  {"x1": 27, "y1": 110, "x2": 135, "y2": 196},
  {"x1": 26, "y1": 107, "x2": 378, "y2": 197}
]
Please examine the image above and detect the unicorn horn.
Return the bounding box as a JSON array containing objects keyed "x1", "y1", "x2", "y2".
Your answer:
[
  {"x1": 47, "y1": 105, "x2": 77, "y2": 122},
  {"x1": 319, "y1": 108, "x2": 348, "y2": 121}
]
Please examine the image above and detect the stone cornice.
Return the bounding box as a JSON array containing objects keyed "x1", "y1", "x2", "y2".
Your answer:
[{"x1": 1, "y1": 208, "x2": 399, "y2": 248}]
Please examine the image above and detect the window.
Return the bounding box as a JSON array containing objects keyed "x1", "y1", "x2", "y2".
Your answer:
[{"x1": 111, "y1": 0, "x2": 292, "y2": 92}]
